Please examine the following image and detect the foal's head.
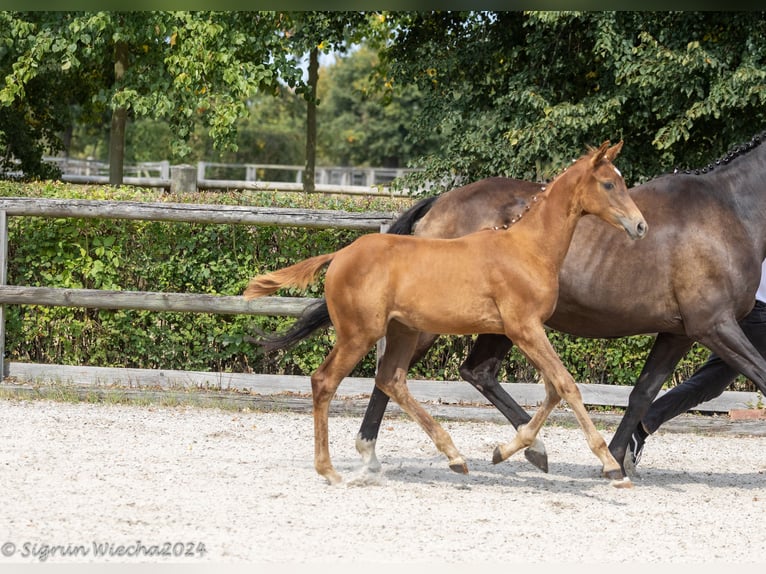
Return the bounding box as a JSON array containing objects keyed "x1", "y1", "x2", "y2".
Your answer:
[{"x1": 571, "y1": 140, "x2": 648, "y2": 240}]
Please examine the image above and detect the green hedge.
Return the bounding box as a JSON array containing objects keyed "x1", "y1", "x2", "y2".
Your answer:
[{"x1": 0, "y1": 180, "x2": 720, "y2": 390}]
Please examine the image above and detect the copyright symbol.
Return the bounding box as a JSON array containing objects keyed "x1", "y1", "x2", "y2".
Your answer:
[{"x1": 1, "y1": 542, "x2": 15, "y2": 557}]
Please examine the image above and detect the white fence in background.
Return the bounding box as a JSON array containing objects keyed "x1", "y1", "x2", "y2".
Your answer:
[{"x1": 40, "y1": 157, "x2": 419, "y2": 196}]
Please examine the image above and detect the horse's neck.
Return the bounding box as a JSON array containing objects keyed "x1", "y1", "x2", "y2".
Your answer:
[
  {"x1": 710, "y1": 144, "x2": 766, "y2": 258},
  {"x1": 511, "y1": 167, "x2": 584, "y2": 268}
]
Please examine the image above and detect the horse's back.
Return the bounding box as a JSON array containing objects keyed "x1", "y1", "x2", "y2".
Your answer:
[{"x1": 416, "y1": 177, "x2": 542, "y2": 238}]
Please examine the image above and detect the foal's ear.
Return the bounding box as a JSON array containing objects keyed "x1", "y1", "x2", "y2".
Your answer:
[
  {"x1": 591, "y1": 140, "x2": 611, "y2": 166},
  {"x1": 605, "y1": 140, "x2": 624, "y2": 162}
]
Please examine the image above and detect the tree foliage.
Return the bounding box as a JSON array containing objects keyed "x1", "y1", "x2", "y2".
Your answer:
[
  {"x1": 4, "y1": 11, "x2": 766, "y2": 190},
  {"x1": 379, "y1": 11, "x2": 766, "y2": 190},
  {"x1": 316, "y1": 45, "x2": 445, "y2": 168},
  {"x1": 0, "y1": 11, "x2": 306, "y2": 177}
]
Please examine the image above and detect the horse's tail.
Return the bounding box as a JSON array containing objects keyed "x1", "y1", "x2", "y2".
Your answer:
[
  {"x1": 256, "y1": 298, "x2": 333, "y2": 353},
  {"x1": 243, "y1": 252, "x2": 336, "y2": 299},
  {"x1": 387, "y1": 195, "x2": 439, "y2": 235},
  {"x1": 251, "y1": 195, "x2": 439, "y2": 353}
]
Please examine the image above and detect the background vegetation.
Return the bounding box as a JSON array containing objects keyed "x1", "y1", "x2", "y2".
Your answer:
[
  {"x1": 0, "y1": 180, "x2": 718, "y2": 390},
  {"x1": 2, "y1": 11, "x2": 765, "y2": 392},
  {"x1": 5, "y1": 12, "x2": 766, "y2": 188}
]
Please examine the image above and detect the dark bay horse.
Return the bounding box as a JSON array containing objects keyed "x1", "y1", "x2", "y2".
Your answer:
[
  {"x1": 244, "y1": 141, "x2": 646, "y2": 487},
  {"x1": 257, "y1": 130, "x2": 766, "y2": 478}
]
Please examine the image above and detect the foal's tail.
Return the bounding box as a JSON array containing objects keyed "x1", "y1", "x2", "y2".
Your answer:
[
  {"x1": 243, "y1": 252, "x2": 336, "y2": 299},
  {"x1": 251, "y1": 195, "x2": 439, "y2": 353}
]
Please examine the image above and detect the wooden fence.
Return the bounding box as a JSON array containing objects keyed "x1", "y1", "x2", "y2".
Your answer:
[
  {"x1": 0, "y1": 197, "x2": 396, "y2": 378},
  {"x1": 0, "y1": 196, "x2": 759, "y2": 414}
]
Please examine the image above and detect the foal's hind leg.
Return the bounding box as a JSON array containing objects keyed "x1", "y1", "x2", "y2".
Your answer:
[
  {"x1": 374, "y1": 322, "x2": 468, "y2": 474},
  {"x1": 356, "y1": 331, "x2": 438, "y2": 472},
  {"x1": 311, "y1": 338, "x2": 376, "y2": 485}
]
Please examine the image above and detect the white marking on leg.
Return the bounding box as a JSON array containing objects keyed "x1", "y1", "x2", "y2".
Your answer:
[{"x1": 355, "y1": 434, "x2": 382, "y2": 473}]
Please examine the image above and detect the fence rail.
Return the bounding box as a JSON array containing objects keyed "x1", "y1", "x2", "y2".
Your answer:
[
  {"x1": 0, "y1": 197, "x2": 397, "y2": 379},
  {"x1": 0, "y1": 286, "x2": 315, "y2": 316},
  {"x1": 0, "y1": 198, "x2": 398, "y2": 230},
  {"x1": 0, "y1": 196, "x2": 758, "y2": 414}
]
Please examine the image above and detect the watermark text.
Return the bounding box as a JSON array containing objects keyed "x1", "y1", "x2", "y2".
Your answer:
[{"x1": 1, "y1": 540, "x2": 208, "y2": 562}]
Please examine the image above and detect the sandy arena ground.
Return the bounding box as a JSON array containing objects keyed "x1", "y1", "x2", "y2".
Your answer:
[{"x1": 1, "y1": 397, "x2": 765, "y2": 566}]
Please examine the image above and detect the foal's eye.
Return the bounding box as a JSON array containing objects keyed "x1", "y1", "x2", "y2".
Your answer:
[{"x1": 602, "y1": 181, "x2": 615, "y2": 191}]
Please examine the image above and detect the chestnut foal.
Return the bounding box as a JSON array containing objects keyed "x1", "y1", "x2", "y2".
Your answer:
[{"x1": 244, "y1": 140, "x2": 647, "y2": 488}]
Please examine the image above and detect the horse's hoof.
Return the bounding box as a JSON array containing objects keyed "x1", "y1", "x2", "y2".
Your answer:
[
  {"x1": 603, "y1": 467, "x2": 625, "y2": 482},
  {"x1": 492, "y1": 446, "x2": 505, "y2": 465},
  {"x1": 524, "y1": 438, "x2": 549, "y2": 473},
  {"x1": 610, "y1": 476, "x2": 634, "y2": 489},
  {"x1": 449, "y1": 460, "x2": 469, "y2": 474},
  {"x1": 621, "y1": 449, "x2": 639, "y2": 479},
  {"x1": 355, "y1": 435, "x2": 381, "y2": 472}
]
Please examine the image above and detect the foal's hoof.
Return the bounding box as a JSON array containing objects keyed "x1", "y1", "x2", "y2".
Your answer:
[
  {"x1": 524, "y1": 438, "x2": 549, "y2": 473},
  {"x1": 449, "y1": 459, "x2": 469, "y2": 474},
  {"x1": 492, "y1": 445, "x2": 510, "y2": 464},
  {"x1": 492, "y1": 446, "x2": 505, "y2": 465},
  {"x1": 603, "y1": 467, "x2": 624, "y2": 481},
  {"x1": 320, "y1": 470, "x2": 344, "y2": 486}
]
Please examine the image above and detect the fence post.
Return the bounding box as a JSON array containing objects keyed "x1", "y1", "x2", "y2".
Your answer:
[
  {"x1": 0, "y1": 211, "x2": 7, "y2": 378},
  {"x1": 170, "y1": 164, "x2": 197, "y2": 193}
]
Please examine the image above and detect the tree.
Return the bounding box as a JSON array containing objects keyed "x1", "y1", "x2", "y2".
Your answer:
[
  {"x1": 0, "y1": 12, "x2": 102, "y2": 179},
  {"x1": 200, "y1": 89, "x2": 306, "y2": 167},
  {"x1": 1, "y1": 11, "x2": 304, "y2": 183},
  {"x1": 279, "y1": 11, "x2": 378, "y2": 192},
  {"x1": 316, "y1": 44, "x2": 445, "y2": 168},
  {"x1": 378, "y1": 11, "x2": 766, "y2": 191}
]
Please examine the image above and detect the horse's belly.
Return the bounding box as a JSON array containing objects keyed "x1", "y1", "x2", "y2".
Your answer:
[{"x1": 548, "y1": 300, "x2": 684, "y2": 338}]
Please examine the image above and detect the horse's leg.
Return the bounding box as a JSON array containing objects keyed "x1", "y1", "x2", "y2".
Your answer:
[
  {"x1": 699, "y1": 318, "x2": 766, "y2": 396},
  {"x1": 608, "y1": 333, "x2": 694, "y2": 472},
  {"x1": 356, "y1": 331, "x2": 438, "y2": 472},
  {"x1": 460, "y1": 334, "x2": 525, "y2": 422},
  {"x1": 495, "y1": 325, "x2": 630, "y2": 487},
  {"x1": 355, "y1": 387, "x2": 389, "y2": 473},
  {"x1": 374, "y1": 323, "x2": 468, "y2": 474},
  {"x1": 460, "y1": 333, "x2": 549, "y2": 472},
  {"x1": 311, "y1": 338, "x2": 376, "y2": 485}
]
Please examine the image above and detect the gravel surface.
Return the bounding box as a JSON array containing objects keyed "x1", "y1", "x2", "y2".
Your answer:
[{"x1": 1, "y1": 397, "x2": 765, "y2": 565}]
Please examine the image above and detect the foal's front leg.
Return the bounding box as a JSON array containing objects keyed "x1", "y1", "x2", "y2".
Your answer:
[
  {"x1": 495, "y1": 325, "x2": 632, "y2": 488},
  {"x1": 492, "y1": 373, "x2": 561, "y2": 464}
]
